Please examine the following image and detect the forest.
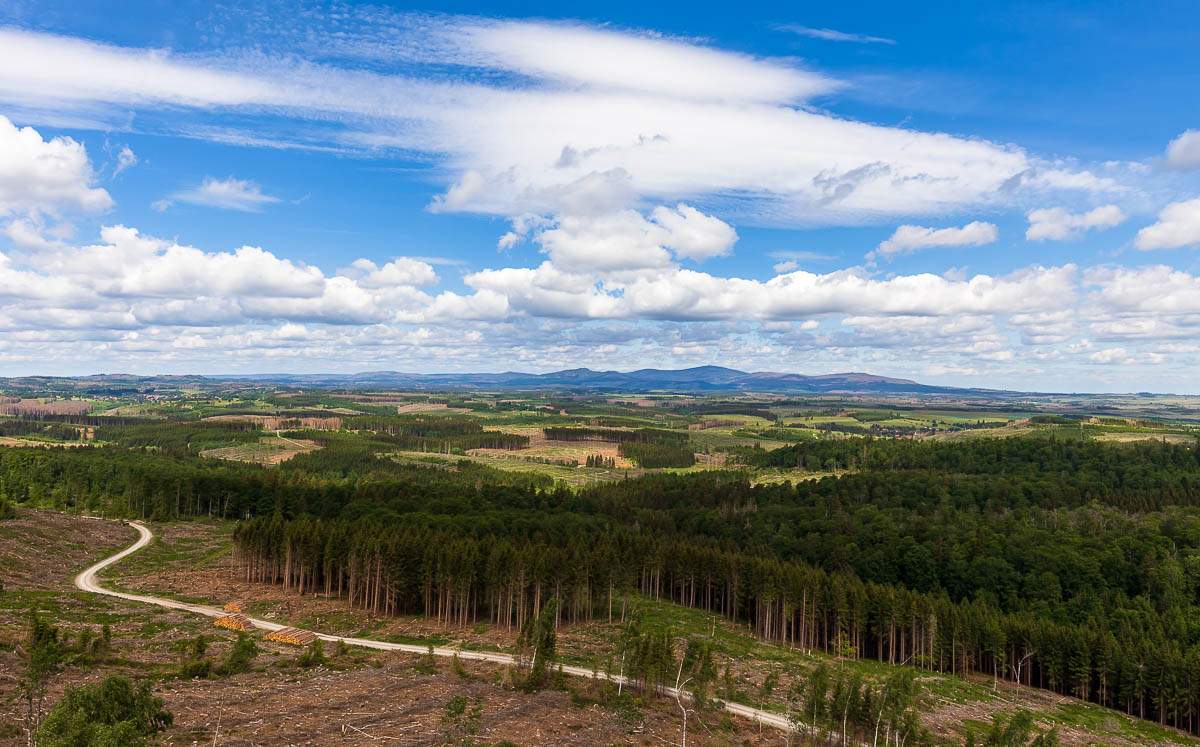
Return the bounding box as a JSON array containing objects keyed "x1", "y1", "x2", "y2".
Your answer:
[{"x1": 5, "y1": 403, "x2": 1200, "y2": 735}]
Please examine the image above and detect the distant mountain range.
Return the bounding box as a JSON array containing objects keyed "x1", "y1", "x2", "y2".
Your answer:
[
  {"x1": 202, "y1": 365, "x2": 996, "y2": 395},
  {"x1": 0, "y1": 366, "x2": 994, "y2": 395}
]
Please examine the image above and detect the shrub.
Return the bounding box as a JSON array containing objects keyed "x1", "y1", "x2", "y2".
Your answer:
[
  {"x1": 175, "y1": 635, "x2": 212, "y2": 679},
  {"x1": 35, "y1": 676, "x2": 171, "y2": 747},
  {"x1": 217, "y1": 632, "x2": 258, "y2": 675},
  {"x1": 296, "y1": 639, "x2": 327, "y2": 668}
]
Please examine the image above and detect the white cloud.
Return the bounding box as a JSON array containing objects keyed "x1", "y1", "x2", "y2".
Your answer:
[
  {"x1": 1089, "y1": 347, "x2": 1136, "y2": 365},
  {"x1": 535, "y1": 211, "x2": 674, "y2": 273},
  {"x1": 0, "y1": 15, "x2": 1193, "y2": 387},
  {"x1": 0, "y1": 224, "x2": 445, "y2": 329},
  {"x1": 455, "y1": 20, "x2": 836, "y2": 103},
  {"x1": 0, "y1": 115, "x2": 112, "y2": 216},
  {"x1": 1165, "y1": 130, "x2": 1200, "y2": 170},
  {"x1": 1018, "y1": 168, "x2": 1122, "y2": 194},
  {"x1": 777, "y1": 24, "x2": 896, "y2": 45},
  {"x1": 0, "y1": 25, "x2": 1047, "y2": 225},
  {"x1": 157, "y1": 177, "x2": 281, "y2": 212},
  {"x1": 769, "y1": 250, "x2": 836, "y2": 262},
  {"x1": 338, "y1": 258, "x2": 438, "y2": 288},
  {"x1": 1010, "y1": 311, "x2": 1076, "y2": 345},
  {"x1": 1025, "y1": 205, "x2": 1126, "y2": 241},
  {"x1": 1085, "y1": 265, "x2": 1200, "y2": 313},
  {"x1": 0, "y1": 28, "x2": 277, "y2": 109},
  {"x1": 1134, "y1": 198, "x2": 1200, "y2": 250},
  {"x1": 112, "y1": 145, "x2": 138, "y2": 177},
  {"x1": 522, "y1": 202, "x2": 736, "y2": 273},
  {"x1": 453, "y1": 262, "x2": 1076, "y2": 322},
  {"x1": 875, "y1": 221, "x2": 998, "y2": 257},
  {"x1": 648, "y1": 204, "x2": 738, "y2": 261}
]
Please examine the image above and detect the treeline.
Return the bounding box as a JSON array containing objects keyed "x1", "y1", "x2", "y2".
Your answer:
[
  {"x1": 618, "y1": 441, "x2": 695, "y2": 468},
  {"x1": 671, "y1": 403, "x2": 776, "y2": 420},
  {"x1": 543, "y1": 426, "x2": 687, "y2": 445},
  {"x1": 99, "y1": 421, "x2": 262, "y2": 453},
  {"x1": 232, "y1": 507, "x2": 1200, "y2": 731},
  {"x1": 758, "y1": 435, "x2": 1200, "y2": 480},
  {"x1": 0, "y1": 439, "x2": 553, "y2": 519},
  {"x1": 0, "y1": 419, "x2": 86, "y2": 441},
  {"x1": 2, "y1": 413, "x2": 147, "y2": 427},
  {"x1": 346, "y1": 414, "x2": 529, "y2": 452}
]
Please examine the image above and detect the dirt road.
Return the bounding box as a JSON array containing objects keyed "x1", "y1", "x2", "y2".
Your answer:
[{"x1": 75, "y1": 521, "x2": 796, "y2": 734}]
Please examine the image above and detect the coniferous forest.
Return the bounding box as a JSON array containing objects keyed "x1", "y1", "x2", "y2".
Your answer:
[{"x1": 5, "y1": 396, "x2": 1200, "y2": 735}]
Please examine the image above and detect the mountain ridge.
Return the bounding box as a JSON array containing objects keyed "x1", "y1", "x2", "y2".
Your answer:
[{"x1": 0, "y1": 366, "x2": 1001, "y2": 395}]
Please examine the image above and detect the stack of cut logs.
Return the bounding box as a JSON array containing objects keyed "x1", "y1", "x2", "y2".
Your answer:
[
  {"x1": 265, "y1": 627, "x2": 318, "y2": 646},
  {"x1": 214, "y1": 613, "x2": 254, "y2": 631}
]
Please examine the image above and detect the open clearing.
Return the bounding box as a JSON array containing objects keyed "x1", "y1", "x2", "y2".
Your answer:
[
  {"x1": 0, "y1": 436, "x2": 89, "y2": 449},
  {"x1": 200, "y1": 435, "x2": 321, "y2": 465},
  {"x1": 0, "y1": 510, "x2": 783, "y2": 746},
  {"x1": 203, "y1": 414, "x2": 343, "y2": 430},
  {"x1": 1093, "y1": 431, "x2": 1196, "y2": 444},
  {"x1": 0, "y1": 398, "x2": 92, "y2": 416},
  {"x1": 390, "y1": 450, "x2": 637, "y2": 487},
  {"x1": 82, "y1": 513, "x2": 1199, "y2": 747},
  {"x1": 471, "y1": 430, "x2": 636, "y2": 468}
]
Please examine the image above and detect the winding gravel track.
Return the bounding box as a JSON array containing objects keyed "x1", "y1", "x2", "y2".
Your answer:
[{"x1": 75, "y1": 521, "x2": 795, "y2": 733}]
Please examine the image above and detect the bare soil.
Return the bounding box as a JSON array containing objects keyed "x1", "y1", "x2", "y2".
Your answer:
[
  {"x1": 0, "y1": 512, "x2": 773, "y2": 746},
  {"x1": 0, "y1": 510, "x2": 133, "y2": 590},
  {"x1": 154, "y1": 656, "x2": 772, "y2": 746},
  {"x1": 4, "y1": 511, "x2": 1195, "y2": 746}
]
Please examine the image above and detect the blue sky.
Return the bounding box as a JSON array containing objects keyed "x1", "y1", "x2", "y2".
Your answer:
[{"x1": 0, "y1": 1, "x2": 1198, "y2": 391}]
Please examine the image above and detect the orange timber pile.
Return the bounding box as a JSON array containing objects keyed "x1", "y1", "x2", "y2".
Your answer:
[
  {"x1": 214, "y1": 613, "x2": 254, "y2": 631},
  {"x1": 265, "y1": 627, "x2": 318, "y2": 646}
]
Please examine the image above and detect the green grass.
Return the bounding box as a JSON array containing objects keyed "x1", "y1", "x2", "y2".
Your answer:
[
  {"x1": 105, "y1": 520, "x2": 233, "y2": 592},
  {"x1": 389, "y1": 450, "x2": 641, "y2": 487},
  {"x1": 558, "y1": 595, "x2": 1198, "y2": 744},
  {"x1": 1046, "y1": 701, "x2": 1195, "y2": 744}
]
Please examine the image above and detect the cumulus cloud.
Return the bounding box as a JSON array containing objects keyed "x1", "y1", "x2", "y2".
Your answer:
[
  {"x1": 1134, "y1": 198, "x2": 1200, "y2": 250},
  {"x1": 155, "y1": 177, "x2": 281, "y2": 212},
  {"x1": 1166, "y1": 130, "x2": 1200, "y2": 170},
  {"x1": 513, "y1": 199, "x2": 737, "y2": 274},
  {"x1": 452, "y1": 261, "x2": 1076, "y2": 322},
  {"x1": 1085, "y1": 265, "x2": 1200, "y2": 313},
  {"x1": 1025, "y1": 205, "x2": 1126, "y2": 241},
  {"x1": 648, "y1": 204, "x2": 738, "y2": 261},
  {"x1": 0, "y1": 115, "x2": 112, "y2": 217},
  {"x1": 338, "y1": 258, "x2": 439, "y2": 288},
  {"x1": 1089, "y1": 347, "x2": 1137, "y2": 365},
  {"x1": 875, "y1": 221, "x2": 998, "y2": 258},
  {"x1": 0, "y1": 224, "x2": 444, "y2": 330}
]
